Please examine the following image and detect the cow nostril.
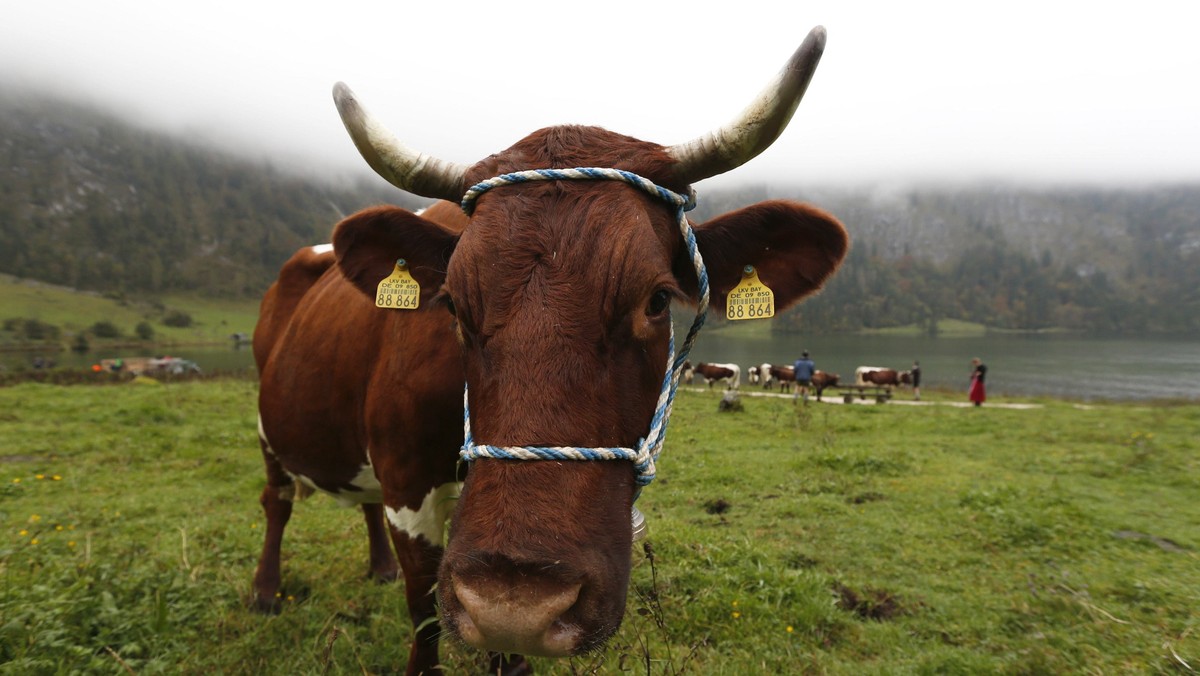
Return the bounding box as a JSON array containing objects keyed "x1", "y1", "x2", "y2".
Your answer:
[{"x1": 451, "y1": 574, "x2": 583, "y2": 656}]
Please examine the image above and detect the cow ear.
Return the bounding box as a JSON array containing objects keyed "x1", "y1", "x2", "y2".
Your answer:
[
  {"x1": 681, "y1": 200, "x2": 849, "y2": 315},
  {"x1": 333, "y1": 206, "x2": 459, "y2": 302}
]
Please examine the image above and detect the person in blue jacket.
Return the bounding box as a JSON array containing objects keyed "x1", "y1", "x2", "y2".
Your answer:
[{"x1": 793, "y1": 350, "x2": 815, "y2": 402}]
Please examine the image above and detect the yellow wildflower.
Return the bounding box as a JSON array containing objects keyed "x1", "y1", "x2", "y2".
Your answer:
[
  {"x1": 19, "y1": 529, "x2": 28, "y2": 536},
  {"x1": 53, "y1": 475, "x2": 62, "y2": 481},
  {"x1": 786, "y1": 625, "x2": 794, "y2": 633},
  {"x1": 30, "y1": 539, "x2": 38, "y2": 545},
  {"x1": 35, "y1": 474, "x2": 44, "y2": 480},
  {"x1": 11, "y1": 478, "x2": 19, "y2": 484},
  {"x1": 732, "y1": 611, "x2": 741, "y2": 619}
]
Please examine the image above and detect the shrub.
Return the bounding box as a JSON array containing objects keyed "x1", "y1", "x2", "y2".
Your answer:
[
  {"x1": 135, "y1": 321, "x2": 155, "y2": 341},
  {"x1": 162, "y1": 310, "x2": 193, "y2": 328},
  {"x1": 90, "y1": 321, "x2": 122, "y2": 339}
]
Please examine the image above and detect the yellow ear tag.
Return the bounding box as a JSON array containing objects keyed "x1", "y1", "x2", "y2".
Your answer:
[
  {"x1": 726, "y1": 265, "x2": 775, "y2": 321},
  {"x1": 375, "y1": 259, "x2": 420, "y2": 309}
]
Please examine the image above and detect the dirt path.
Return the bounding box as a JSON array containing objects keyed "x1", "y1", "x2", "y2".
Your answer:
[{"x1": 682, "y1": 387, "x2": 1044, "y2": 409}]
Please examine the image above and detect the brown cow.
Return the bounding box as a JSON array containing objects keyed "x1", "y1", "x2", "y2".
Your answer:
[
  {"x1": 812, "y1": 370, "x2": 839, "y2": 400},
  {"x1": 254, "y1": 26, "x2": 847, "y2": 672},
  {"x1": 767, "y1": 364, "x2": 797, "y2": 391},
  {"x1": 856, "y1": 366, "x2": 903, "y2": 387}
]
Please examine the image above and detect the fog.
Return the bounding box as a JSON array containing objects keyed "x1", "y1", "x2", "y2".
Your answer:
[{"x1": 3, "y1": 1, "x2": 1199, "y2": 190}]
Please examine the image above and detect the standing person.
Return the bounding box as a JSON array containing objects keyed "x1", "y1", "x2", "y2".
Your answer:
[
  {"x1": 968, "y1": 357, "x2": 987, "y2": 407},
  {"x1": 793, "y1": 350, "x2": 815, "y2": 402},
  {"x1": 910, "y1": 359, "x2": 921, "y2": 401}
]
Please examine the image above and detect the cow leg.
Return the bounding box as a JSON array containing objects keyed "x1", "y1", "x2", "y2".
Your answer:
[
  {"x1": 488, "y1": 653, "x2": 533, "y2": 675},
  {"x1": 388, "y1": 529, "x2": 444, "y2": 675},
  {"x1": 252, "y1": 443, "x2": 294, "y2": 613},
  {"x1": 362, "y1": 503, "x2": 400, "y2": 582}
]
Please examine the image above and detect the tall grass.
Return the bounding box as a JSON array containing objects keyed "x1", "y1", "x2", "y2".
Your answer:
[{"x1": 1, "y1": 381, "x2": 1196, "y2": 673}]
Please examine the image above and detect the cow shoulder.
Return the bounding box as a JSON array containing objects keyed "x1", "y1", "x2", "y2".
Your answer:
[
  {"x1": 254, "y1": 246, "x2": 337, "y2": 370},
  {"x1": 684, "y1": 200, "x2": 848, "y2": 314},
  {"x1": 333, "y1": 204, "x2": 462, "y2": 303}
]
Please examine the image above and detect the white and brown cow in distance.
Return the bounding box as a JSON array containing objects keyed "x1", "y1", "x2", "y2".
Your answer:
[
  {"x1": 765, "y1": 363, "x2": 797, "y2": 391},
  {"x1": 855, "y1": 366, "x2": 909, "y2": 387},
  {"x1": 683, "y1": 361, "x2": 742, "y2": 389},
  {"x1": 253, "y1": 26, "x2": 847, "y2": 673}
]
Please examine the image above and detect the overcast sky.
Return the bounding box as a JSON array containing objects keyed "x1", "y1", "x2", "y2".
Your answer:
[{"x1": 3, "y1": 1, "x2": 1199, "y2": 190}]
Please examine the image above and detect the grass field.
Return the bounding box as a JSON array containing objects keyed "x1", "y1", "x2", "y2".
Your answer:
[
  {"x1": 1, "y1": 379, "x2": 1197, "y2": 674},
  {"x1": 0, "y1": 275, "x2": 260, "y2": 350}
]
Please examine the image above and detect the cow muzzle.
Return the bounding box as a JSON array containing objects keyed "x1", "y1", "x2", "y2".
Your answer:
[{"x1": 448, "y1": 575, "x2": 584, "y2": 656}]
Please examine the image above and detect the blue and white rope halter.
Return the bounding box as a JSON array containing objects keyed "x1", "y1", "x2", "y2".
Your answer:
[{"x1": 457, "y1": 168, "x2": 711, "y2": 491}]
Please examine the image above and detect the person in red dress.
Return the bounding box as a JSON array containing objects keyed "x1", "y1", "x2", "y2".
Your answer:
[{"x1": 968, "y1": 358, "x2": 987, "y2": 406}]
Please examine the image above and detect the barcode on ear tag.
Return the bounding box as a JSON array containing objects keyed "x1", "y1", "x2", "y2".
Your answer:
[
  {"x1": 726, "y1": 266, "x2": 774, "y2": 321},
  {"x1": 375, "y1": 259, "x2": 420, "y2": 309}
]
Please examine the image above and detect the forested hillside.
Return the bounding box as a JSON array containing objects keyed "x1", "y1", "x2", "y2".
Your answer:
[
  {"x1": 3, "y1": 88, "x2": 1198, "y2": 334},
  {"x1": 0, "y1": 88, "x2": 423, "y2": 297},
  {"x1": 694, "y1": 186, "x2": 1200, "y2": 335}
]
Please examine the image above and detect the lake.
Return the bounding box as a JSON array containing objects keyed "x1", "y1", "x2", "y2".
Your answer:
[
  {"x1": 684, "y1": 330, "x2": 1200, "y2": 402},
  {"x1": 4, "y1": 333, "x2": 1198, "y2": 401}
]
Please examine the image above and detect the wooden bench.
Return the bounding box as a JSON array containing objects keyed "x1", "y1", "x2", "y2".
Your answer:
[{"x1": 828, "y1": 385, "x2": 893, "y2": 404}]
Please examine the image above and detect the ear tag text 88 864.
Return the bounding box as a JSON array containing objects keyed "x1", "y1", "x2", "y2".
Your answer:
[
  {"x1": 725, "y1": 265, "x2": 774, "y2": 320},
  {"x1": 375, "y1": 259, "x2": 420, "y2": 309}
]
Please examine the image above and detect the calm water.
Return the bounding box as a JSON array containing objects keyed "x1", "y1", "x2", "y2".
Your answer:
[{"x1": 6, "y1": 334, "x2": 1198, "y2": 401}]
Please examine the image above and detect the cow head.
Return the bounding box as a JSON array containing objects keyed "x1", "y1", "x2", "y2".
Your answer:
[{"x1": 332, "y1": 27, "x2": 847, "y2": 657}]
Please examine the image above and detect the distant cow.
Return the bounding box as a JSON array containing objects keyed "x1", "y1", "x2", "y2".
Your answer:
[
  {"x1": 766, "y1": 364, "x2": 797, "y2": 391},
  {"x1": 685, "y1": 361, "x2": 741, "y2": 389},
  {"x1": 856, "y1": 366, "x2": 903, "y2": 387},
  {"x1": 812, "y1": 370, "x2": 839, "y2": 400},
  {"x1": 747, "y1": 365, "x2": 762, "y2": 385}
]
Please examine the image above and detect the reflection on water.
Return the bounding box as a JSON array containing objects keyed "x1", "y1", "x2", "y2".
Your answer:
[{"x1": 5, "y1": 333, "x2": 1197, "y2": 401}]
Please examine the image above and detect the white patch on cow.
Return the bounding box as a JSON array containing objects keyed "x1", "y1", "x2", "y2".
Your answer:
[
  {"x1": 311, "y1": 243, "x2": 334, "y2": 255},
  {"x1": 257, "y1": 414, "x2": 377, "y2": 504},
  {"x1": 386, "y1": 482, "x2": 461, "y2": 545},
  {"x1": 328, "y1": 463, "x2": 383, "y2": 506},
  {"x1": 759, "y1": 362, "x2": 774, "y2": 386},
  {"x1": 257, "y1": 414, "x2": 273, "y2": 454}
]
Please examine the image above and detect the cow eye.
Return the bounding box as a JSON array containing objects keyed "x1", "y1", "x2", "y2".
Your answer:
[
  {"x1": 434, "y1": 291, "x2": 456, "y2": 317},
  {"x1": 647, "y1": 289, "x2": 671, "y2": 317}
]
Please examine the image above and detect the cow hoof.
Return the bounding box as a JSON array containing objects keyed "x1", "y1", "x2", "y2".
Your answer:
[
  {"x1": 368, "y1": 566, "x2": 401, "y2": 583},
  {"x1": 251, "y1": 595, "x2": 283, "y2": 615}
]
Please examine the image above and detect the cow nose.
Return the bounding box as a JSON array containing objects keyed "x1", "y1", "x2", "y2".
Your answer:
[{"x1": 450, "y1": 574, "x2": 583, "y2": 656}]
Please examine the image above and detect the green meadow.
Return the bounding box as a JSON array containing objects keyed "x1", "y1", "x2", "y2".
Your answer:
[
  {"x1": 0, "y1": 276, "x2": 260, "y2": 350},
  {"x1": 1, "y1": 379, "x2": 1196, "y2": 674}
]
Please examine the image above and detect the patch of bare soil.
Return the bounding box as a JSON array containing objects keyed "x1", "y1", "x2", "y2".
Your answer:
[
  {"x1": 833, "y1": 582, "x2": 909, "y2": 621},
  {"x1": 703, "y1": 498, "x2": 731, "y2": 515}
]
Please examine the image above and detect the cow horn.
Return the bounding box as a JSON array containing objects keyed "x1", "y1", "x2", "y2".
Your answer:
[
  {"x1": 332, "y1": 82, "x2": 468, "y2": 202},
  {"x1": 668, "y1": 26, "x2": 827, "y2": 185}
]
